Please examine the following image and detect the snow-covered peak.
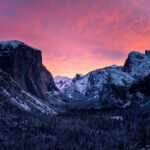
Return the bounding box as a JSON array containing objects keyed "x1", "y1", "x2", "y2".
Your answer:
[
  {"x1": 0, "y1": 40, "x2": 40, "y2": 51},
  {"x1": 54, "y1": 76, "x2": 72, "y2": 82},
  {"x1": 54, "y1": 76, "x2": 72, "y2": 92},
  {"x1": 0, "y1": 40, "x2": 25, "y2": 48}
]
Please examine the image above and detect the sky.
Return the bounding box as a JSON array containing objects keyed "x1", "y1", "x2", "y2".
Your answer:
[{"x1": 0, "y1": 0, "x2": 150, "y2": 77}]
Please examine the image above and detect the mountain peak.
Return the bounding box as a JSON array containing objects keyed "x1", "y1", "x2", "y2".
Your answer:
[
  {"x1": 124, "y1": 50, "x2": 150, "y2": 77},
  {"x1": 127, "y1": 51, "x2": 145, "y2": 60},
  {"x1": 0, "y1": 40, "x2": 25, "y2": 48},
  {"x1": 0, "y1": 40, "x2": 39, "y2": 51},
  {"x1": 127, "y1": 50, "x2": 150, "y2": 60},
  {"x1": 72, "y1": 74, "x2": 84, "y2": 82},
  {"x1": 54, "y1": 76, "x2": 72, "y2": 92}
]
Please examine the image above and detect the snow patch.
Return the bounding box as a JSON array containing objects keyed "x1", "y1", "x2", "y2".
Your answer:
[
  {"x1": 0, "y1": 40, "x2": 40, "y2": 51},
  {"x1": 0, "y1": 40, "x2": 24, "y2": 49},
  {"x1": 22, "y1": 90, "x2": 57, "y2": 115},
  {"x1": 122, "y1": 101, "x2": 131, "y2": 108},
  {"x1": 74, "y1": 75, "x2": 89, "y2": 94},
  {"x1": 10, "y1": 98, "x2": 31, "y2": 111},
  {"x1": 3, "y1": 89, "x2": 10, "y2": 97},
  {"x1": 110, "y1": 116, "x2": 123, "y2": 121}
]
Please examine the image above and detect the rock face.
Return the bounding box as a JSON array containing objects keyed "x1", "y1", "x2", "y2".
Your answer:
[
  {"x1": 56, "y1": 51, "x2": 150, "y2": 108},
  {"x1": 123, "y1": 51, "x2": 150, "y2": 77},
  {"x1": 0, "y1": 40, "x2": 57, "y2": 100},
  {"x1": 0, "y1": 69, "x2": 56, "y2": 115},
  {"x1": 72, "y1": 74, "x2": 83, "y2": 82}
]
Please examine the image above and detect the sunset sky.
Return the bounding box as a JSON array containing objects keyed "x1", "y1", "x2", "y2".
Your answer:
[{"x1": 0, "y1": 0, "x2": 150, "y2": 77}]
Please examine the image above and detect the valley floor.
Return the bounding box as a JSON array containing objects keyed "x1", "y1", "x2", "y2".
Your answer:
[{"x1": 0, "y1": 106, "x2": 150, "y2": 150}]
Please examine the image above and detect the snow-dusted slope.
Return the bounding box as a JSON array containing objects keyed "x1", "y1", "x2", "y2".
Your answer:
[
  {"x1": 57, "y1": 51, "x2": 150, "y2": 108},
  {"x1": 0, "y1": 69, "x2": 57, "y2": 115},
  {"x1": 64, "y1": 66, "x2": 134, "y2": 102}
]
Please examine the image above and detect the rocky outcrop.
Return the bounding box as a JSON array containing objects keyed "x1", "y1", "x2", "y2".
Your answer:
[
  {"x1": 123, "y1": 51, "x2": 150, "y2": 77},
  {"x1": 0, "y1": 40, "x2": 57, "y2": 100},
  {"x1": 72, "y1": 74, "x2": 83, "y2": 82}
]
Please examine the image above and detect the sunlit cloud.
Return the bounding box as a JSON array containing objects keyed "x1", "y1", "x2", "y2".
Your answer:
[{"x1": 0, "y1": 0, "x2": 150, "y2": 77}]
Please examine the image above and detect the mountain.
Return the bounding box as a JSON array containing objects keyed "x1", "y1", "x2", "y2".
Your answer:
[
  {"x1": 0, "y1": 41, "x2": 149, "y2": 109},
  {"x1": 56, "y1": 51, "x2": 150, "y2": 108},
  {"x1": 0, "y1": 40, "x2": 58, "y2": 100}
]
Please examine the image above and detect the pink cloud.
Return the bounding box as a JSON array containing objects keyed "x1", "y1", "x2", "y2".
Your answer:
[{"x1": 0, "y1": 0, "x2": 150, "y2": 77}]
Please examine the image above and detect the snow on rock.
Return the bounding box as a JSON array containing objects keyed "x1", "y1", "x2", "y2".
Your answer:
[
  {"x1": 110, "y1": 116, "x2": 123, "y2": 121},
  {"x1": 62, "y1": 65, "x2": 134, "y2": 103},
  {"x1": 74, "y1": 74, "x2": 89, "y2": 94},
  {"x1": 0, "y1": 40, "x2": 39, "y2": 50},
  {"x1": 10, "y1": 97, "x2": 31, "y2": 111},
  {"x1": 61, "y1": 74, "x2": 90, "y2": 101},
  {"x1": 0, "y1": 40, "x2": 25, "y2": 49},
  {"x1": 22, "y1": 91, "x2": 57, "y2": 115},
  {"x1": 124, "y1": 51, "x2": 150, "y2": 77},
  {"x1": 54, "y1": 74, "x2": 86, "y2": 98},
  {"x1": 54, "y1": 76, "x2": 72, "y2": 92},
  {"x1": 122, "y1": 101, "x2": 131, "y2": 108},
  {"x1": 110, "y1": 69, "x2": 134, "y2": 87}
]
